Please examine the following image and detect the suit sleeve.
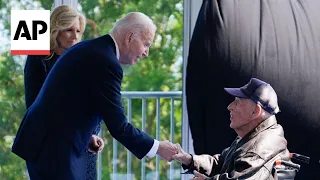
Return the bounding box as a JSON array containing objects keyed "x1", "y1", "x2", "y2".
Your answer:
[
  {"x1": 24, "y1": 55, "x2": 46, "y2": 109},
  {"x1": 93, "y1": 58, "x2": 154, "y2": 159}
]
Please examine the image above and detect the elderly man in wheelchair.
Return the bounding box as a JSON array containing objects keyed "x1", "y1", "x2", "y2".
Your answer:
[{"x1": 173, "y1": 78, "x2": 307, "y2": 180}]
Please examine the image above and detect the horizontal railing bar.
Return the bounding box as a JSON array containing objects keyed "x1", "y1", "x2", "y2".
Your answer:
[{"x1": 121, "y1": 91, "x2": 182, "y2": 98}]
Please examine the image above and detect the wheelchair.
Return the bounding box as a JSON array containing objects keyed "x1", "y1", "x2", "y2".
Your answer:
[{"x1": 272, "y1": 153, "x2": 310, "y2": 180}]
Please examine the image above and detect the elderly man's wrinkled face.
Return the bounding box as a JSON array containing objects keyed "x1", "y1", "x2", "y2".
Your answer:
[
  {"x1": 120, "y1": 29, "x2": 154, "y2": 65},
  {"x1": 227, "y1": 97, "x2": 256, "y2": 131}
]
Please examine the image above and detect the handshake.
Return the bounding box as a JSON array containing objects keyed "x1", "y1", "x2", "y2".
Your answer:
[
  {"x1": 88, "y1": 137, "x2": 192, "y2": 165},
  {"x1": 156, "y1": 140, "x2": 192, "y2": 165},
  {"x1": 157, "y1": 141, "x2": 209, "y2": 179}
]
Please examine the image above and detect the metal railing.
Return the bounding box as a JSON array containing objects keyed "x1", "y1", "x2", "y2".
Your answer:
[{"x1": 97, "y1": 91, "x2": 183, "y2": 180}]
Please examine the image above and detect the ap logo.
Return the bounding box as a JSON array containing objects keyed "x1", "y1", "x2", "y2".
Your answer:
[{"x1": 11, "y1": 10, "x2": 50, "y2": 55}]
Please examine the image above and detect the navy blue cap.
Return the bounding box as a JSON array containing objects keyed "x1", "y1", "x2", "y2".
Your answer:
[{"x1": 224, "y1": 78, "x2": 280, "y2": 115}]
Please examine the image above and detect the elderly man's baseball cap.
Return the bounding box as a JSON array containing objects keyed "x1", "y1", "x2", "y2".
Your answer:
[{"x1": 224, "y1": 78, "x2": 280, "y2": 115}]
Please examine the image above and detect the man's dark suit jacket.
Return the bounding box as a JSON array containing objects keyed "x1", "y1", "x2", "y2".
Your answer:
[{"x1": 12, "y1": 34, "x2": 154, "y2": 179}]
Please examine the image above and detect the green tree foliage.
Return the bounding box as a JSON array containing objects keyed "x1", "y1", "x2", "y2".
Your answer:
[
  {"x1": 0, "y1": 0, "x2": 183, "y2": 179},
  {"x1": 0, "y1": 53, "x2": 29, "y2": 180}
]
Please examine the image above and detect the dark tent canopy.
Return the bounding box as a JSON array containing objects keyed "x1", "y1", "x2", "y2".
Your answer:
[{"x1": 186, "y1": 0, "x2": 320, "y2": 178}]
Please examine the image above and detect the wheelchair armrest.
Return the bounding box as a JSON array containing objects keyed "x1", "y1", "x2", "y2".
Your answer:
[{"x1": 273, "y1": 160, "x2": 300, "y2": 180}]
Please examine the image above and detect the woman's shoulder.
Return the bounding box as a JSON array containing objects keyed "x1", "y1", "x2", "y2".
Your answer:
[
  {"x1": 25, "y1": 53, "x2": 56, "y2": 71},
  {"x1": 27, "y1": 54, "x2": 47, "y2": 60},
  {"x1": 27, "y1": 52, "x2": 58, "y2": 60},
  {"x1": 43, "y1": 52, "x2": 57, "y2": 61}
]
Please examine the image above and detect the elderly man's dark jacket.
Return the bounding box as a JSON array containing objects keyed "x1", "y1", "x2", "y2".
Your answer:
[{"x1": 184, "y1": 116, "x2": 290, "y2": 180}]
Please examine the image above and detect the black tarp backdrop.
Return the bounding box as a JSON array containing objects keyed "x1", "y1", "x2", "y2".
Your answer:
[{"x1": 186, "y1": 0, "x2": 320, "y2": 179}]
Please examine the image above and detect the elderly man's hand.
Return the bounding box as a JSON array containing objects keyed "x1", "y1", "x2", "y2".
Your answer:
[
  {"x1": 191, "y1": 170, "x2": 209, "y2": 180},
  {"x1": 172, "y1": 143, "x2": 192, "y2": 166},
  {"x1": 88, "y1": 134, "x2": 104, "y2": 154},
  {"x1": 156, "y1": 140, "x2": 179, "y2": 162}
]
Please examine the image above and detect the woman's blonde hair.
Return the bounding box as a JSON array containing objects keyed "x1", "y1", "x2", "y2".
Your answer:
[{"x1": 50, "y1": 5, "x2": 86, "y2": 51}]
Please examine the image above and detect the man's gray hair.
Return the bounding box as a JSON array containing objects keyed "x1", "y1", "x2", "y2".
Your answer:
[{"x1": 110, "y1": 12, "x2": 156, "y2": 39}]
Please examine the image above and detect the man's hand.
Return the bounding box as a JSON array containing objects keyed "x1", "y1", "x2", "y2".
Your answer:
[
  {"x1": 88, "y1": 135, "x2": 104, "y2": 154},
  {"x1": 172, "y1": 143, "x2": 192, "y2": 166},
  {"x1": 156, "y1": 140, "x2": 179, "y2": 162}
]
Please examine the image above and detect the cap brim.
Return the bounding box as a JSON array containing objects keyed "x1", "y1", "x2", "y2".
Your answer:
[{"x1": 224, "y1": 88, "x2": 248, "y2": 98}]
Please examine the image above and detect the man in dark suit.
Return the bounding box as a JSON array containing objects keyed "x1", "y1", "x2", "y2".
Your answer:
[{"x1": 12, "y1": 12, "x2": 178, "y2": 180}]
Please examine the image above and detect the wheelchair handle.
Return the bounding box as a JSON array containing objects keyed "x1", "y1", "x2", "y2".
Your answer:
[
  {"x1": 290, "y1": 153, "x2": 310, "y2": 164},
  {"x1": 275, "y1": 160, "x2": 300, "y2": 171}
]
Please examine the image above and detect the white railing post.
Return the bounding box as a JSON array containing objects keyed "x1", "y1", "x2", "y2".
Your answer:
[
  {"x1": 141, "y1": 98, "x2": 147, "y2": 180},
  {"x1": 127, "y1": 98, "x2": 132, "y2": 180},
  {"x1": 156, "y1": 98, "x2": 161, "y2": 180},
  {"x1": 169, "y1": 98, "x2": 175, "y2": 180}
]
